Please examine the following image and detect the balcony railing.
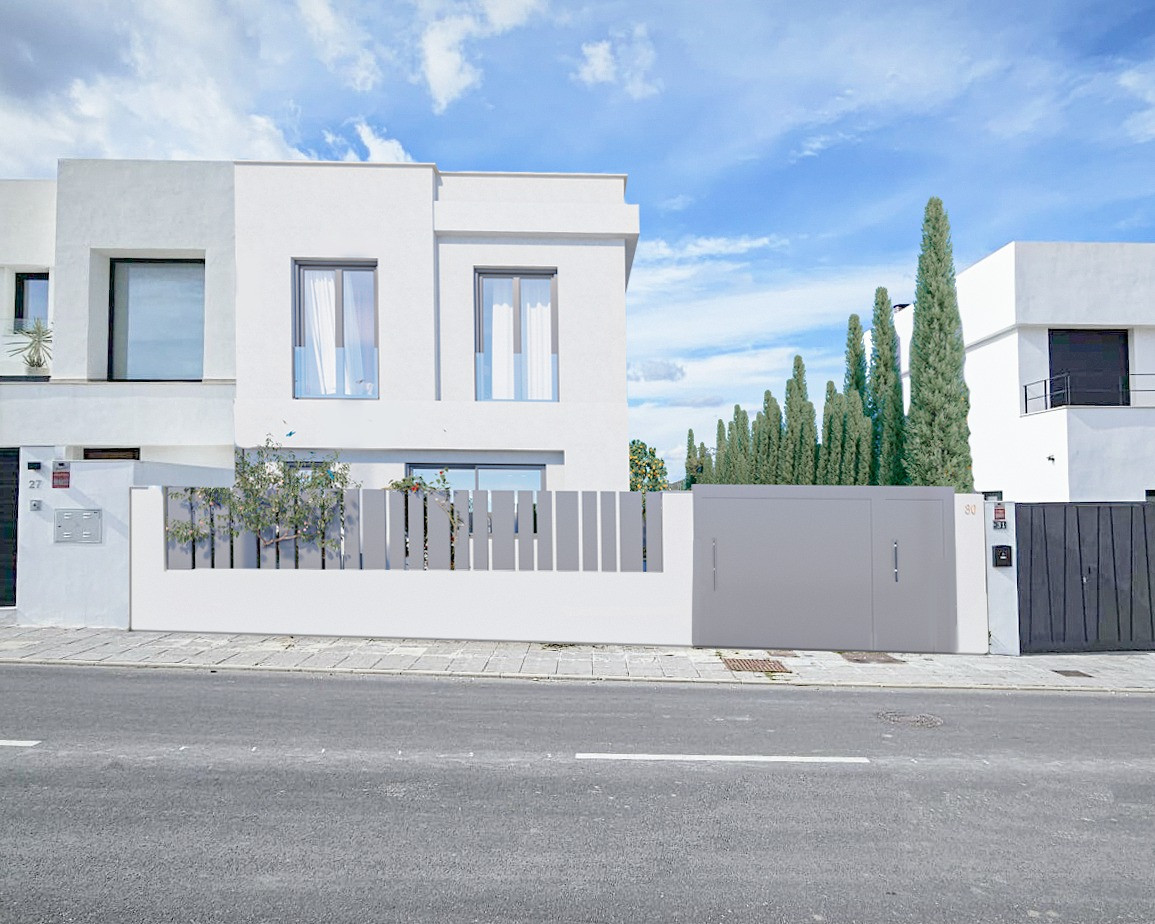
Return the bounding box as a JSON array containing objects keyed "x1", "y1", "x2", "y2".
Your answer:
[{"x1": 1023, "y1": 372, "x2": 1155, "y2": 413}]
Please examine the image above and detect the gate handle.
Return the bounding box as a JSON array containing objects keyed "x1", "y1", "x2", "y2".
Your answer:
[
  {"x1": 893, "y1": 540, "x2": 899, "y2": 582},
  {"x1": 712, "y1": 538, "x2": 717, "y2": 590}
]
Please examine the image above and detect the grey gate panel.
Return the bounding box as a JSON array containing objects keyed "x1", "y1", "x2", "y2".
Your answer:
[
  {"x1": 692, "y1": 485, "x2": 957, "y2": 652},
  {"x1": 871, "y1": 497, "x2": 955, "y2": 653},
  {"x1": 0, "y1": 449, "x2": 18, "y2": 607},
  {"x1": 1017, "y1": 503, "x2": 1155, "y2": 652}
]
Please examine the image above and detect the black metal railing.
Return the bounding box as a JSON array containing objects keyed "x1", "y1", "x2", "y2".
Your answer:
[{"x1": 1023, "y1": 372, "x2": 1155, "y2": 413}]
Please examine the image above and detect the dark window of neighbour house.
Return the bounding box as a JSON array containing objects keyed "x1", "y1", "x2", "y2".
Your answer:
[
  {"x1": 109, "y1": 260, "x2": 205, "y2": 381},
  {"x1": 15, "y1": 273, "x2": 49, "y2": 328},
  {"x1": 1048, "y1": 329, "x2": 1129, "y2": 407},
  {"x1": 82, "y1": 448, "x2": 141, "y2": 460}
]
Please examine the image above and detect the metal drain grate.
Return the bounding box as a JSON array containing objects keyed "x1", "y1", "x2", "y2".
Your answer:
[
  {"x1": 722, "y1": 658, "x2": 790, "y2": 673},
  {"x1": 1053, "y1": 669, "x2": 1092, "y2": 678},
  {"x1": 877, "y1": 711, "x2": 944, "y2": 728},
  {"x1": 840, "y1": 651, "x2": 905, "y2": 664}
]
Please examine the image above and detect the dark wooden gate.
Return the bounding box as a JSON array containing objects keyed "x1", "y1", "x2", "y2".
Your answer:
[
  {"x1": 0, "y1": 449, "x2": 18, "y2": 607},
  {"x1": 1017, "y1": 503, "x2": 1155, "y2": 652}
]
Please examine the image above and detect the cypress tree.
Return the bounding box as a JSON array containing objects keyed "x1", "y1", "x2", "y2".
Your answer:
[
  {"x1": 844, "y1": 313, "x2": 868, "y2": 405},
  {"x1": 844, "y1": 389, "x2": 872, "y2": 485},
  {"x1": 725, "y1": 404, "x2": 752, "y2": 484},
  {"x1": 752, "y1": 390, "x2": 782, "y2": 483},
  {"x1": 906, "y1": 198, "x2": 974, "y2": 491},
  {"x1": 780, "y1": 355, "x2": 817, "y2": 485},
  {"x1": 817, "y1": 381, "x2": 838, "y2": 484},
  {"x1": 868, "y1": 286, "x2": 906, "y2": 486},
  {"x1": 684, "y1": 429, "x2": 699, "y2": 489},
  {"x1": 697, "y1": 441, "x2": 714, "y2": 483},
  {"x1": 714, "y1": 419, "x2": 728, "y2": 483}
]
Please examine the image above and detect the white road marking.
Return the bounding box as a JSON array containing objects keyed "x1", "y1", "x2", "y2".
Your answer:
[
  {"x1": 0, "y1": 739, "x2": 40, "y2": 748},
  {"x1": 575, "y1": 753, "x2": 869, "y2": 764}
]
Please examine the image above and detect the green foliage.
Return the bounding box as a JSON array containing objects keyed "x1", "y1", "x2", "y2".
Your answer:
[
  {"x1": 867, "y1": 286, "x2": 906, "y2": 486},
  {"x1": 697, "y1": 441, "x2": 714, "y2": 483},
  {"x1": 780, "y1": 355, "x2": 817, "y2": 484},
  {"x1": 167, "y1": 437, "x2": 355, "y2": 559},
  {"x1": 629, "y1": 439, "x2": 669, "y2": 492},
  {"x1": 751, "y1": 390, "x2": 782, "y2": 483},
  {"x1": 844, "y1": 313, "x2": 867, "y2": 405},
  {"x1": 817, "y1": 382, "x2": 843, "y2": 485},
  {"x1": 723, "y1": 404, "x2": 752, "y2": 484},
  {"x1": 7, "y1": 319, "x2": 53, "y2": 368},
  {"x1": 844, "y1": 390, "x2": 872, "y2": 485},
  {"x1": 683, "y1": 429, "x2": 699, "y2": 489},
  {"x1": 906, "y1": 198, "x2": 974, "y2": 492}
]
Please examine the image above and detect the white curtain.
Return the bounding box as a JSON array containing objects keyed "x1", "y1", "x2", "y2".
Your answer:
[
  {"x1": 524, "y1": 296, "x2": 553, "y2": 400},
  {"x1": 342, "y1": 270, "x2": 375, "y2": 396},
  {"x1": 490, "y1": 299, "x2": 516, "y2": 400},
  {"x1": 302, "y1": 270, "x2": 337, "y2": 396}
]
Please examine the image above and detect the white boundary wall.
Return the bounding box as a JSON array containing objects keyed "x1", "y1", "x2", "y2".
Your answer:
[
  {"x1": 954, "y1": 494, "x2": 990, "y2": 654},
  {"x1": 130, "y1": 487, "x2": 695, "y2": 645}
]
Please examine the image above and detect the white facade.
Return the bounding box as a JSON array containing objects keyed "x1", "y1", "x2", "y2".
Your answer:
[
  {"x1": 0, "y1": 158, "x2": 638, "y2": 621},
  {"x1": 895, "y1": 242, "x2": 1155, "y2": 502}
]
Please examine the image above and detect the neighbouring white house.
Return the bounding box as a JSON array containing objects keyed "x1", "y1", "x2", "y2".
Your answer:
[
  {"x1": 894, "y1": 241, "x2": 1155, "y2": 502},
  {"x1": 0, "y1": 158, "x2": 638, "y2": 621}
]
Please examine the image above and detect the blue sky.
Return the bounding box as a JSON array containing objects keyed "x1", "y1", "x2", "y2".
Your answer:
[{"x1": 4, "y1": 0, "x2": 1155, "y2": 475}]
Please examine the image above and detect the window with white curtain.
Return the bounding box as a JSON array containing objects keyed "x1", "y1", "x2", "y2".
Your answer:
[
  {"x1": 475, "y1": 271, "x2": 558, "y2": 401},
  {"x1": 293, "y1": 262, "x2": 378, "y2": 399}
]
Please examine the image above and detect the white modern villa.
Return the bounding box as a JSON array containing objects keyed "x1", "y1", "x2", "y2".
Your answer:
[
  {"x1": 895, "y1": 241, "x2": 1155, "y2": 502},
  {"x1": 0, "y1": 158, "x2": 639, "y2": 614}
]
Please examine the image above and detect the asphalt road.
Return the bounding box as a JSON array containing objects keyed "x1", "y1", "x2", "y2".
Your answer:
[{"x1": 2, "y1": 665, "x2": 1153, "y2": 924}]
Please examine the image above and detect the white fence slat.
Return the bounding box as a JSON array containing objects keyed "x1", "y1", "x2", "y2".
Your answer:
[
  {"x1": 582, "y1": 492, "x2": 599, "y2": 572},
  {"x1": 452, "y1": 490, "x2": 471, "y2": 571},
  {"x1": 362, "y1": 490, "x2": 386, "y2": 569},
  {"x1": 555, "y1": 491, "x2": 578, "y2": 571},
  {"x1": 472, "y1": 490, "x2": 489, "y2": 570},
  {"x1": 407, "y1": 490, "x2": 423, "y2": 570},
  {"x1": 619, "y1": 492, "x2": 643, "y2": 572},
  {"x1": 234, "y1": 531, "x2": 258, "y2": 569},
  {"x1": 517, "y1": 490, "x2": 535, "y2": 571},
  {"x1": 212, "y1": 502, "x2": 232, "y2": 570},
  {"x1": 537, "y1": 491, "x2": 554, "y2": 571},
  {"x1": 341, "y1": 489, "x2": 361, "y2": 570},
  {"x1": 427, "y1": 493, "x2": 451, "y2": 570},
  {"x1": 600, "y1": 492, "x2": 617, "y2": 572},
  {"x1": 491, "y1": 491, "x2": 515, "y2": 571},
  {"x1": 387, "y1": 491, "x2": 406, "y2": 570}
]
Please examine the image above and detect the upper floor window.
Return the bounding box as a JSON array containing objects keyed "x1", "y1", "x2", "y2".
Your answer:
[
  {"x1": 15, "y1": 272, "x2": 49, "y2": 329},
  {"x1": 408, "y1": 464, "x2": 544, "y2": 493},
  {"x1": 109, "y1": 259, "x2": 204, "y2": 381},
  {"x1": 293, "y1": 262, "x2": 378, "y2": 399},
  {"x1": 475, "y1": 271, "x2": 557, "y2": 401},
  {"x1": 1048, "y1": 329, "x2": 1129, "y2": 407}
]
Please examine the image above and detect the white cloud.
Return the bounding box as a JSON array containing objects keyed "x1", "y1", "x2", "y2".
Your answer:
[
  {"x1": 1119, "y1": 65, "x2": 1155, "y2": 142},
  {"x1": 573, "y1": 24, "x2": 660, "y2": 99},
  {"x1": 324, "y1": 120, "x2": 413, "y2": 162},
  {"x1": 417, "y1": 0, "x2": 543, "y2": 113},
  {"x1": 296, "y1": 0, "x2": 383, "y2": 92}
]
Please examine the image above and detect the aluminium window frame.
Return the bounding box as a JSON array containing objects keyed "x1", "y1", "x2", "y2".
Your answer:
[
  {"x1": 14, "y1": 272, "x2": 49, "y2": 325},
  {"x1": 107, "y1": 257, "x2": 207, "y2": 383},
  {"x1": 405, "y1": 462, "x2": 547, "y2": 492},
  {"x1": 473, "y1": 267, "x2": 559, "y2": 402},
  {"x1": 292, "y1": 258, "x2": 380, "y2": 400}
]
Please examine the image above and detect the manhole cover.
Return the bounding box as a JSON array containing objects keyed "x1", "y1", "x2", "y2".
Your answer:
[
  {"x1": 722, "y1": 658, "x2": 791, "y2": 673},
  {"x1": 1053, "y1": 669, "x2": 1092, "y2": 678},
  {"x1": 877, "y1": 711, "x2": 944, "y2": 728},
  {"x1": 840, "y1": 651, "x2": 905, "y2": 664}
]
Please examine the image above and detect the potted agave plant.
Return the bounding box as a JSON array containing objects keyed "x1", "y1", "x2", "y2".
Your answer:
[{"x1": 7, "y1": 319, "x2": 52, "y2": 375}]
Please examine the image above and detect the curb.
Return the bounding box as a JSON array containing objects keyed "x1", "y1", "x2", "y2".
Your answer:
[{"x1": 3, "y1": 656, "x2": 1154, "y2": 694}]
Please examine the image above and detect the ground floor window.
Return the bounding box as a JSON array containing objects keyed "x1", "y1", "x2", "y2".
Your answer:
[{"x1": 407, "y1": 464, "x2": 544, "y2": 493}]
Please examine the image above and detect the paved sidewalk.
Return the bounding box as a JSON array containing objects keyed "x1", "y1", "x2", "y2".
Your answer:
[{"x1": 2, "y1": 625, "x2": 1154, "y2": 691}]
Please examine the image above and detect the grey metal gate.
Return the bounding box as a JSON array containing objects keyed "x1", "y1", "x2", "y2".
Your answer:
[
  {"x1": 1016, "y1": 503, "x2": 1155, "y2": 653},
  {"x1": 691, "y1": 485, "x2": 957, "y2": 653},
  {"x1": 0, "y1": 449, "x2": 18, "y2": 607}
]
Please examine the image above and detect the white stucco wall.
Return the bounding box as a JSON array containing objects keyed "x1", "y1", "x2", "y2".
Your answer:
[
  {"x1": 1065, "y1": 407, "x2": 1155, "y2": 500},
  {"x1": 232, "y1": 162, "x2": 634, "y2": 491},
  {"x1": 130, "y1": 486, "x2": 693, "y2": 645},
  {"x1": 52, "y1": 159, "x2": 236, "y2": 383},
  {"x1": 954, "y1": 494, "x2": 989, "y2": 654},
  {"x1": 984, "y1": 501, "x2": 1019, "y2": 656},
  {"x1": 1014, "y1": 242, "x2": 1155, "y2": 327},
  {"x1": 0, "y1": 180, "x2": 57, "y2": 376},
  {"x1": 15, "y1": 451, "x2": 232, "y2": 627}
]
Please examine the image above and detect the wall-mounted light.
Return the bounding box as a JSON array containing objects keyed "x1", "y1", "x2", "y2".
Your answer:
[{"x1": 1047, "y1": 455, "x2": 1055, "y2": 462}]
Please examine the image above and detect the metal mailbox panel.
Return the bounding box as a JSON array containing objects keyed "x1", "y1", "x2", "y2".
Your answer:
[{"x1": 54, "y1": 508, "x2": 103, "y2": 544}]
